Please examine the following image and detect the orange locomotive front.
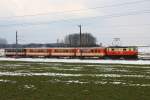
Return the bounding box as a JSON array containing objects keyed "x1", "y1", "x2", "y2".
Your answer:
[{"x1": 105, "y1": 46, "x2": 138, "y2": 59}]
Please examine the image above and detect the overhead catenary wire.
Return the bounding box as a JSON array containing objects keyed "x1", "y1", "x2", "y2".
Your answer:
[
  {"x1": 0, "y1": 9, "x2": 150, "y2": 28},
  {"x1": 0, "y1": 0, "x2": 149, "y2": 19}
]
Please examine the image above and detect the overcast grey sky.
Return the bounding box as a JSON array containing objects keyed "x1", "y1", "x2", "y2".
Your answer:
[{"x1": 0, "y1": 0, "x2": 150, "y2": 46}]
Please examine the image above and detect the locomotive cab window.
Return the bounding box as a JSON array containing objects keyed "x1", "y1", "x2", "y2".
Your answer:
[
  {"x1": 111, "y1": 48, "x2": 114, "y2": 51},
  {"x1": 123, "y1": 49, "x2": 126, "y2": 51}
]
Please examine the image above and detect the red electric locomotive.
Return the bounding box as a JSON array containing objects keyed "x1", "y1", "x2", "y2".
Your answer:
[{"x1": 105, "y1": 46, "x2": 138, "y2": 59}]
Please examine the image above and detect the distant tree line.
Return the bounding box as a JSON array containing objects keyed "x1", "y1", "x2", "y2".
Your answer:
[
  {"x1": 0, "y1": 33, "x2": 100, "y2": 48},
  {"x1": 0, "y1": 37, "x2": 7, "y2": 45},
  {"x1": 0, "y1": 43, "x2": 66, "y2": 48}
]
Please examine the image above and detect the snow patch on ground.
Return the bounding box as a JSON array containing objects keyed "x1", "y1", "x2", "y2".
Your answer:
[
  {"x1": 0, "y1": 79, "x2": 16, "y2": 83},
  {"x1": 1, "y1": 57, "x2": 150, "y2": 65},
  {"x1": 47, "y1": 79, "x2": 150, "y2": 87},
  {"x1": 96, "y1": 81, "x2": 150, "y2": 87},
  {"x1": 0, "y1": 79, "x2": 10, "y2": 83},
  {"x1": 0, "y1": 72, "x2": 149, "y2": 79},
  {"x1": 24, "y1": 85, "x2": 35, "y2": 89},
  {"x1": 47, "y1": 67, "x2": 81, "y2": 71},
  {"x1": 66, "y1": 80, "x2": 88, "y2": 84}
]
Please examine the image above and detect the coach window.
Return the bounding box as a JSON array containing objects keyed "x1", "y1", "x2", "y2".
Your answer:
[
  {"x1": 123, "y1": 49, "x2": 126, "y2": 51},
  {"x1": 111, "y1": 48, "x2": 114, "y2": 51},
  {"x1": 95, "y1": 50, "x2": 97, "y2": 53},
  {"x1": 66, "y1": 50, "x2": 68, "y2": 53},
  {"x1": 55, "y1": 49, "x2": 58, "y2": 53},
  {"x1": 94, "y1": 50, "x2": 96, "y2": 53}
]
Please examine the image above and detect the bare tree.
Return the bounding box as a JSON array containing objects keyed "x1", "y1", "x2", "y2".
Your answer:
[{"x1": 64, "y1": 33, "x2": 97, "y2": 47}]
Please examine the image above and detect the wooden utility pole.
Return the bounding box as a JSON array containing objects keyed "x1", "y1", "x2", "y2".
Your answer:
[
  {"x1": 78, "y1": 25, "x2": 82, "y2": 58},
  {"x1": 16, "y1": 30, "x2": 18, "y2": 46},
  {"x1": 78, "y1": 25, "x2": 82, "y2": 47},
  {"x1": 16, "y1": 30, "x2": 18, "y2": 57}
]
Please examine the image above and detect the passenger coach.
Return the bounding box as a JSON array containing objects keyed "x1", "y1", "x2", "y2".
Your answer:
[
  {"x1": 26, "y1": 48, "x2": 50, "y2": 57},
  {"x1": 76, "y1": 47, "x2": 105, "y2": 58},
  {"x1": 51, "y1": 48, "x2": 76, "y2": 58},
  {"x1": 5, "y1": 48, "x2": 26, "y2": 57}
]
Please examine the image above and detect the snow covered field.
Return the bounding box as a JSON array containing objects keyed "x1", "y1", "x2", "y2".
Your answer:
[
  {"x1": 0, "y1": 57, "x2": 150, "y2": 65},
  {"x1": 0, "y1": 59, "x2": 150, "y2": 99}
]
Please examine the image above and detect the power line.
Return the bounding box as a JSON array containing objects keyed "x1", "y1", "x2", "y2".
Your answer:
[
  {"x1": 105, "y1": 24, "x2": 150, "y2": 27},
  {"x1": 0, "y1": 9, "x2": 150, "y2": 28},
  {"x1": 0, "y1": 0, "x2": 149, "y2": 19}
]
